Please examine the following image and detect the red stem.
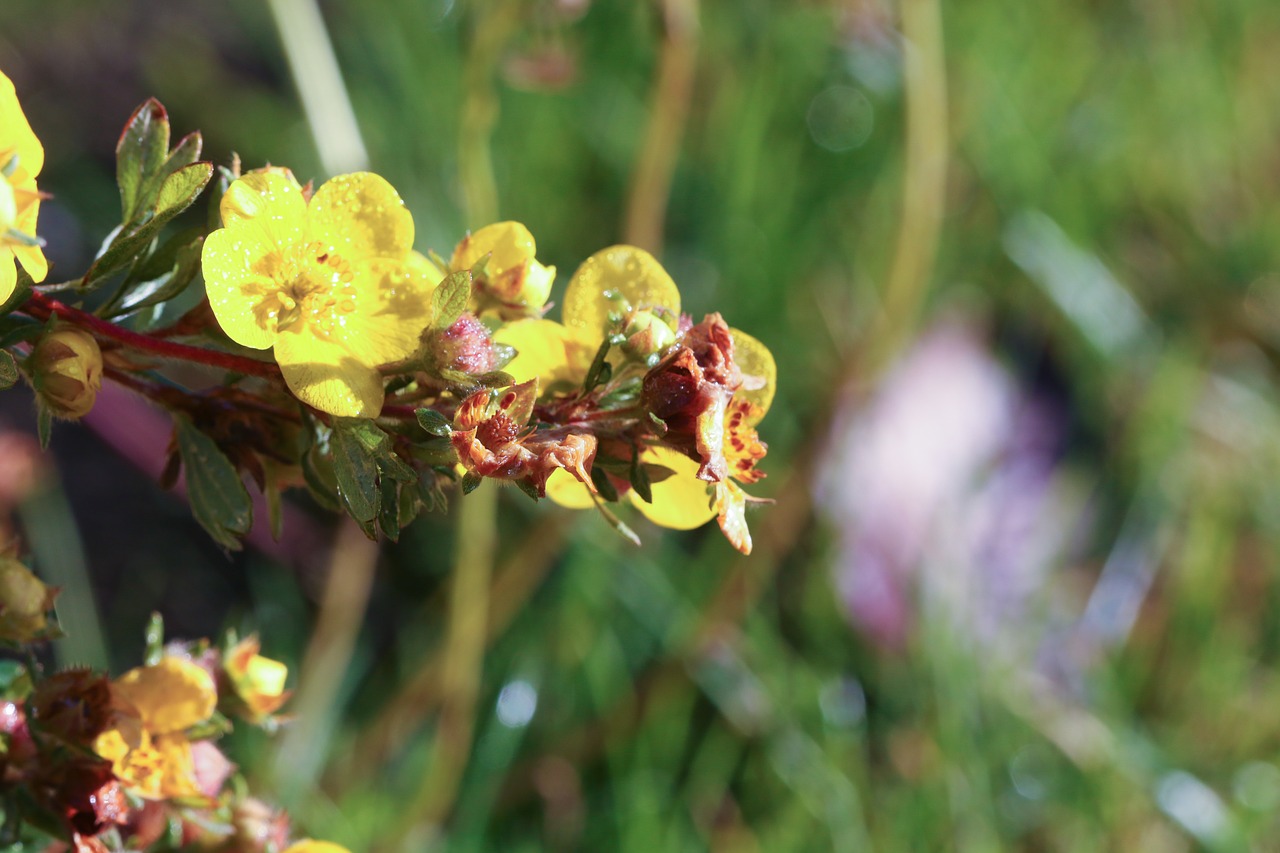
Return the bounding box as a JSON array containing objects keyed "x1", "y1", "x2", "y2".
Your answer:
[{"x1": 24, "y1": 291, "x2": 282, "y2": 379}]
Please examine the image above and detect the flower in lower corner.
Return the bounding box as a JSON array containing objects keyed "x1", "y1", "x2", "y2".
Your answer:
[
  {"x1": 201, "y1": 170, "x2": 437, "y2": 417},
  {"x1": 93, "y1": 656, "x2": 223, "y2": 801},
  {"x1": 0, "y1": 70, "x2": 48, "y2": 303}
]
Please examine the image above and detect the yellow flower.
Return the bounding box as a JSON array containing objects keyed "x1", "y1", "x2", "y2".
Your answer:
[
  {"x1": 223, "y1": 634, "x2": 290, "y2": 721},
  {"x1": 0, "y1": 556, "x2": 57, "y2": 642},
  {"x1": 539, "y1": 246, "x2": 776, "y2": 553},
  {"x1": 93, "y1": 656, "x2": 219, "y2": 800},
  {"x1": 201, "y1": 170, "x2": 436, "y2": 417},
  {"x1": 0, "y1": 70, "x2": 48, "y2": 303},
  {"x1": 451, "y1": 220, "x2": 556, "y2": 313},
  {"x1": 282, "y1": 842, "x2": 352, "y2": 853},
  {"x1": 497, "y1": 244, "x2": 678, "y2": 389}
]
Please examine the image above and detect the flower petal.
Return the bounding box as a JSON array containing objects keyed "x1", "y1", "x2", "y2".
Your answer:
[
  {"x1": 563, "y1": 245, "x2": 680, "y2": 336},
  {"x1": 282, "y1": 842, "x2": 352, "y2": 853},
  {"x1": 729, "y1": 328, "x2": 775, "y2": 420},
  {"x1": 545, "y1": 466, "x2": 596, "y2": 509},
  {"x1": 275, "y1": 331, "x2": 386, "y2": 418},
  {"x1": 495, "y1": 319, "x2": 573, "y2": 388},
  {"x1": 629, "y1": 447, "x2": 716, "y2": 531},
  {"x1": 114, "y1": 658, "x2": 217, "y2": 736},
  {"x1": 0, "y1": 253, "x2": 15, "y2": 305},
  {"x1": 308, "y1": 172, "x2": 413, "y2": 261},
  {"x1": 12, "y1": 188, "x2": 46, "y2": 282},
  {"x1": 201, "y1": 225, "x2": 287, "y2": 350},
  {"x1": 451, "y1": 220, "x2": 536, "y2": 274},
  {"x1": 219, "y1": 171, "x2": 307, "y2": 248},
  {"x1": 0, "y1": 72, "x2": 44, "y2": 176}
]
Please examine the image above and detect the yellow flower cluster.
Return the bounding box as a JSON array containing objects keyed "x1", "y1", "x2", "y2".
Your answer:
[
  {"x1": 0, "y1": 70, "x2": 48, "y2": 303},
  {"x1": 201, "y1": 170, "x2": 437, "y2": 417}
]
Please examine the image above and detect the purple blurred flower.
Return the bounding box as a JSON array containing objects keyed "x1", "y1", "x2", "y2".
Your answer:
[{"x1": 818, "y1": 321, "x2": 1079, "y2": 651}]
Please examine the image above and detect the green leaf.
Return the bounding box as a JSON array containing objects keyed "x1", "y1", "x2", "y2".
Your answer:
[
  {"x1": 514, "y1": 478, "x2": 542, "y2": 502},
  {"x1": 592, "y1": 499, "x2": 642, "y2": 547},
  {"x1": 35, "y1": 402, "x2": 51, "y2": 450},
  {"x1": 112, "y1": 229, "x2": 205, "y2": 316},
  {"x1": 116, "y1": 99, "x2": 170, "y2": 223},
  {"x1": 0, "y1": 272, "x2": 30, "y2": 317},
  {"x1": 461, "y1": 472, "x2": 483, "y2": 495},
  {"x1": 431, "y1": 270, "x2": 473, "y2": 331},
  {"x1": 331, "y1": 422, "x2": 381, "y2": 523},
  {"x1": 591, "y1": 465, "x2": 619, "y2": 503},
  {"x1": 476, "y1": 370, "x2": 516, "y2": 389},
  {"x1": 415, "y1": 407, "x2": 453, "y2": 437},
  {"x1": 584, "y1": 338, "x2": 613, "y2": 392},
  {"x1": 0, "y1": 351, "x2": 17, "y2": 390},
  {"x1": 301, "y1": 442, "x2": 341, "y2": 512},
  {"x1": 154, "y1": 162, "x2": 214, "y2": 219},
  {"x1": 629, "y1": 450, "x2": 653, "y2": 504},
  {"x1": 379, "y1": 477, "x2": 401, "y2": 542},
  {"x1": 175, "y1": 417, "x2": 253, "y2": 550}
]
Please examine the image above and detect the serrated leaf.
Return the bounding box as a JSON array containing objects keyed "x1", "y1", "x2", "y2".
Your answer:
[
  {"x1": 331, "y1": 423, "x2": 380, "y2": 523},
  {"x1": 0, "y1": 351, "x2": 16, "y2": 390},
  {"x1": 431, "y1": 270, "x2": 473, "y2": 331},
  {"x1": 117, "y1": 99, "x2": 170, "y2": 223},
  {"x1": 416, "y1": 407, "x2": 452, "y2": 437},
  {"x1": 584, "y1": 338, "x2": 612, "y2": 391},
  {"x1": 175, "y1": 417, "x2": 253, "y2": 550}
]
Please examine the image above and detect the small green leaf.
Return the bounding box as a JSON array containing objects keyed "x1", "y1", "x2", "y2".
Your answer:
[
  {"x1": 629, "y1": 450, "x2": 653, "y2": 504},
  {"x1": 513, "y1": 478, "x2": 542, "y2": 502},
  {"x1": 117, "y1": 99, "x2": 170, "y2": 222},
  {"x1": 415, "y1": 407, "x2": 453, "y2": 437},
  {"x1": 379, "y1": 477, "x2": 401, "y2": 542},
  {"x1": 592, "y1": 499, "x2": 642, "y2": 547},
  {"x1": 0, "y1": 351, "x2": 17, "y2": 390},
  {"x1": 331, "y1": 422, "x2": 381, "y2": 523},
  {"x1": 584, "y1": 338, "x2": 612, "y2": 392},
  {"x1": 154, "y1": 162, "x2": 214, "y2": 219},
  {"x1": 36, "y1": 402, "x2": 51, "y2": 449},
  {"x1": 431, "y1": 270, "x2": 473, "y2": 331},
  {"x1": 477, "y1": 370, "x2": 516, "y2": 389},
  {"x1": 301, "y1": 443, "x2": 341, "y2": 512},
  {"x1": 591, "y1": 465, "x2": 619, "y2": 502},
  {"x1": 175, "y1": 417, "x2": 253, "y2": 550},
  {"x1": 461, "y1": 472, "x2": 483, "y2": 495}
]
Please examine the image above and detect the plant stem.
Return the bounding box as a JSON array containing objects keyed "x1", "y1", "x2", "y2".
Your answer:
[
  {"x1": 23, "y1": 292, "x2": 281, "y2": 379},
  {"x1": 623, "y1": 0, "x2": 700, "y2": 252}
]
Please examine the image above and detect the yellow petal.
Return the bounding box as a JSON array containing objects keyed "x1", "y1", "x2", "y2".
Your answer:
[
  {"x1": 0, "y1": 72, "x2": 44, "y2": 176},
  {"x1": 729, "y1": 328, "x2": 775, "y2": 420},
  {"x1": 201, "y1": 225, "x2": 288, "y2": 350},
  {"x1": 114, "y1": 657, "x2": 217, "y2": 735},
  {"x1": 0, "y1": 253, "x2": 15, "y2": 305},
  {"x1": 545, "y1": 466, "x2": 596, "y2": 509},
  {"x1": 219, "y1": 172, "x2": 307, "y2": 247},
  {"x1": 154, "y1": 733, "x2": 201, "y2": 799},
  {"x1": 282, "y1": 842, "x2": 352, "y2": 853},
  {"x1": 308, "y1": 172, "x2": 414, "y2": 261},
  {"x1": 563, "y1": 245, "x2": 680, "y2": 337},
  {"x1": 451, "y1": 220, "x2": 536, "y2": 274},
  {"x1": 495, "y1": 319, "x2": 572, "y2": 388},
  {"x1": 629, "y1": 447, "x2": 716, "y2": 531},
  {"x1": 275, "y1": 331, "x2": 385, "y2": 418}
]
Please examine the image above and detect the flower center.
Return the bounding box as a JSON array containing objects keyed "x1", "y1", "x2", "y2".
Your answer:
[{"x1": 275, "y1": 242, "x2": 359, "y2": 337}]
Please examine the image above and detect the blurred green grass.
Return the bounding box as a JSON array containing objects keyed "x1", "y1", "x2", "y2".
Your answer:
[{"x1": 5, "y1": 0, "x2": 1280, "y2": 849}]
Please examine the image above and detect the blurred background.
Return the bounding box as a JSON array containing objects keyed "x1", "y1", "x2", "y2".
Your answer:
[{"x1": 4, "y1": 0, "x2": 1280, "y2": 849}]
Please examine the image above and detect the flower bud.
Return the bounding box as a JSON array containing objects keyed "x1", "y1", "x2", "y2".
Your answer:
[
  {"x1": 29, "y1": 327, "x2": 102, "y2": 419},
  {"x1": 232, "y1": 797, "x2": 292, "y2": 852},
  {"x1": 0, "y1": 556, "x2": 57, "y2": 642},
  {"x1": 223, "y1": 635, "x2": 291, "y2": 722},
  {"x1": 431, "y1": 313, "x2": 498, "y2": 376},
  {"x1": 451, "y1": 221, "x2": 556, "y2": 313},
  {"x1": 621, "y1": 310, "x2": 677, "y2": 359}
]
